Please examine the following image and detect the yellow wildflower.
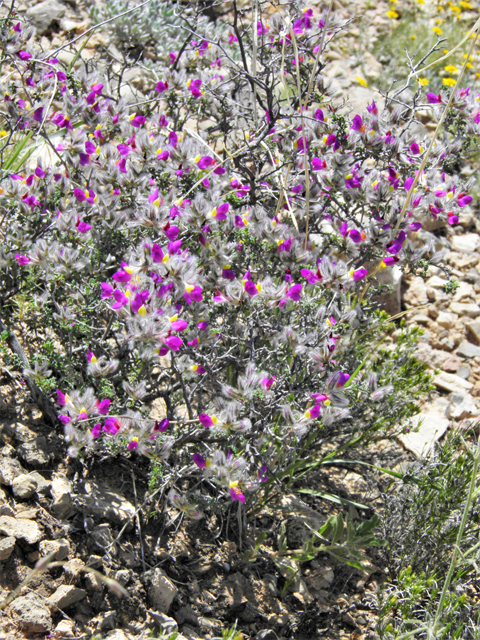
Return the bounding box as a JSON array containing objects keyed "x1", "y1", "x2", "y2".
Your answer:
[
  {"x1": 444, "y1": 64, "x2": 458, "y2": 73},
  {"x1": 411, "y1": 34, "x2": 416, "y2": 40},
  {"x1": 432, "y1": 26, "x2": 443, "y2": 35},
  {"x1": 459, "y1": 0, "x2": 472, "y2": 7},
  {"x1": 466, "y1": 62, "x2": 474, "y2": 69},
  {"x1": 386, "y1": 9, "x2": 399, "y2": 18},
  {"x1": 449, "y1": 5, "x2": 461, "y2": 13},
  {"x1": 356, "y1": 77, "x2": 368, "y2": 87},
  {"x1": 442, "y1": 77, "x2": 456, "y2": 86},
  {"x1": 417, "y1": 77, "x2": 429, "y2": 86}
]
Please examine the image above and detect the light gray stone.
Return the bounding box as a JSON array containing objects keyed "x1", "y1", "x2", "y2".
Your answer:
[
  {"x1": 147, "y1": 568, "x2": 178, "y2": 613},
  {"x1": 466, "y1": 321, "x2": 480, "y2": 344},
  {"x1": 105, "y1": 631, "x2": 131, "y2": 640},
  {"x1": 18, "y1": 436, "x2": 50, "y2": 467},
  {"x1": 447, "y1": 393, "x2": 479, "y2": 420},
  {"x1": 434, "y1": 371, "x2": 474, "y2": 394},
  {"x1": 51, "y1": 474, "x2": 77, "y2": 518},
  {"x1": 64, "y1": 558, "x2": 85, "y2": 584},
  {"x1": 54, "y1": 620, "x2": 76, "y2": 638},
  {"x1": 456, "y1": 341, "x2": 480, "y2": 359},
  {"x1": 457, "y1": 367, "x2": 471, "y2": 380},
  {"x1": 26, "y1": 0, "x2": 66, "y2": 34},
  {"x1": 436, "y1": 311, "x2": 457, "y2": 330},
  {"x1": 0, "y1": 516, "x2": 43, "y2": 544},
  {"x1": 12, "y1": 474, "x2": 37, "y2": 500},
  {"x1": 10, "y1": 593, "x2": 52, "y2": 633},
  {"x1": 451, "y1": 233, "x2": 480, "y2": 253},
  {"x1": 449, "y1": 302, "x2": 480, "y2": 318},
  {"x1": 89, "y1": 523, "x2": 117, "y2": 555},
  {"x1": 0, "y1": 536, "x2": 15, "y2": 561},
  {"x1": 39, "y1": 538, "x2": 70, "y2": 561},
  {"x1": 399, "y1": 411, "x2": 450, "y2": 458},
  {"x1": 374, "y1": 265, "x2": 402, "y2": 315},
  {"x1": 48, "y1": 585, "x2": 86, "y2": 610},
  {"x1": 29, "y1": 471, "x2": 51, "y2": 495},
  {"x1": 115, "y1": 569, "x2": 132, "y2": 586},
  {"x1": 76, "y1": 481, "x2": 135, "y2": 526},
  {"x1": 0, "y1": 456, "x2": 26, "y2": 486}
]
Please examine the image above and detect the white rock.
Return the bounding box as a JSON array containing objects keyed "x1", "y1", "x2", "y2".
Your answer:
[
  {"x1": 426, "y1": 275, "x2": 447, "y2": 288},
  {"x1": 39, "y1": 538, "x2": 70, "y2": 561},
  {"x1": 12, "y1": 474, "x2": 37, "y2": 500},
  {"x1": 436, "y1": 311, "x2": 457, "y2": 330},
  {"x1": 466, "y1": 321, "x2": 480, "y2": 343},
  {"x1": 447, "y1": 393, "x2": 479, "y2": 420},
  {"x1": 0, "y1": 516, "x2": 43, "y2": 544},
  {"x1": 449, "y1": 302, "x2": 480, "y2": 318},
  {"x1": 0, "y1": 536, "x2": 15, "y2": 561},
  {"x1": 147, "y1": 568, "x2": 178, "y2": 613},
  {"x1": 0, "y1": 456, "x2": 26, "y2": 486},
  {"x1": 54, "y1": 620, "x2": 76, "y2": 638},
  {"x1": 10, "y1": 594, "x2": 52, "y2": 633},
  {"x1": 51, "y1": 474, "x2": 77, "y2": 518},
  {"x1": 399, "y1": 411, "x2": 450, "y2": 458},
  {"x1": 26, "y1": 0, "x2": 65, "y2": 34},
  {"x1": 434, "y1": 371, "x2": 473, "y2": 394},
  {"x1": 48, "y1": 585, "x2": 86, "y2": 610},
  {"x1": 451, "y1": 233, "x2": 480, "y2": 253}
]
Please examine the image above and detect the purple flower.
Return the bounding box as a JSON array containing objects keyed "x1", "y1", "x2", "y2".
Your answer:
[
  {"x1": 33, "y1": 107, "x2": 43, "y2": 122},
  {"x1": 367, "y1": 100, "x2": 378, "y2": 115},
  {"x1": 352, "y1": 268, "x2": 368, "y2": 281},
  {"x1": 91, "y1": 424, "x2": 102, "y2": 439},
  {"x1": 97, "y1": 399, "x2": 111, "y2": 415},
  {"x1": 312, "y1": 157, "x2": 326, "y2": 171},
  {"x1": 409, "y1": 142, "x2": 421, "y2": 155},
  {"x1": 73, "y1": 188, "x2": 87, "y2": 202},
  {"x1": 404, "y1": 176, "x2": 414, "y2": 191},
  {"x1": 165, "y1": 336, "x2": 183, "y2": 351},
  {"x1": 155, "y1": 81, "x2": 168, "y2": 93},
  {"x1": 387, "y1": 230, "x2": 406, "y2": 255},
  {"x1": 409, "y1": 222, "x2": 422, "y2": 231},
  {"x1": 101, "y1": 283, "x2": 113, "y2": 298},
  {"x1": 427, "y1": 92, "x2": 442, "y2": 104},
  {"x1": 351, "y1": 115, "x2": 363, "y2": 131},
  {"x1": 103, "y1": 418, "x2": 120, "y2": 434},
  {"x1": 457, "y1": 193, "x2": 472, "y2": 207},
  {"x1": 18, "y1": 51, "x2": 32, "y2": 61},
  {"x1": 170, "y1": 319, "x2": 188, "y2": 332},
  {"x1": 193, "y1": 453, "x2": 207, "y2": 468},
  {"x1": 130, "y1": 114, "x2": 146, "y2": 127},
  {"x1": 314, "y1": 108, "x2": 325, "y2": 121},
  {"x1": 197, "y1": 156, "x2": 213, "y2": 169},
  {"x1": 286, "y1": 284, "x2": 302, "y2": 300},
  {"x1": 15, "y1": 254, "x2": 30, "y2": 265},
  {"x1": 154, "y1": 418, "x2": 169, "y2": 432}
]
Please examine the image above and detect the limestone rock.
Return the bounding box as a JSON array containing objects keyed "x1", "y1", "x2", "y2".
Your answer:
[
  {"x1": 449, "y1": 302, "x2": 480, "y2": 318},
  {"x1": 0, "y1": 536, "x2": 15, "y2": 561},
  {"x1": 64, "y1": 558, "x2": 85, "y2": 584},
  {"x1": 0, "y1": 516, "x2": 43, "y2": 544},
  {"x1": 403, "y1": 276, "x2": 429, "y2": 307},
  {"x1": 451, "y1": 233, "x2": 480, "y2": 253},
  {"x1": 435, "y1": 371, "x2": 474, "y2": 394},
  {"x1": 51, "y1": 474, "x2": 77, "y2": 518},
  {"x1": 76, "y1": 481, "x2": 135, "y2": 526},
  {"x1": 436, "y1": 311, "x2": 457, "y2": 330},
  {"x1": 48, "y1": 585, "x2": 86, "y2": 610},
  {"x1": 89, "y1": 523, "x2": 117, "y2": 555},
  {"x1": 147, "y1": 568, "x2": 178, "y2": 613},
  {"x1": 18, "y1": 436, "x2": 50, "y2": 467},
  {"x1": 10, "y1": 593, "x2": 52, "y2": 633},
  {"x1": 0, "y1": 456, "x2": 26, "y2": 486},
  {"x1": 26, "y1": 0, "x2": 66, "y2": 34},
  {"x1": 399, "y1": 410, "x2": 450, "y2": 457},
  {"x1": 447, "y1": 393, "x2": 479, "y2": 420},
  {"x1": 466, "y1": 321, "x2": 480, "y2": 344},
  {"x1": 29, "y1": 471, "x2": 51, "y2": 495},
  {"x1": 54, "y1": 620, "x2": 76, "y2": 638},
  {"x1": 456, "y1": 341, "x2": 480, "y2": 359},
  {"x1": 39, "y1": 538, "x2": 70, "y2": 561},
  {"x1": 12, "y1": 474, "x2": 37, "y2": 500},
  {"x1": 441, "y1": 354, "x2": 464, "y2": 373}
]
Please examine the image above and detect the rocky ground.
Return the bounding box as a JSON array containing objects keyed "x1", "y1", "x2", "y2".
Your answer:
[{"x1": 2, "y1": 0, "x2": 480, "y2": 639}]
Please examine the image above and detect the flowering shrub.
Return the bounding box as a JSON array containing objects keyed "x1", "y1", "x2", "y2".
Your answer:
[{"x1": 0, "y1": 2, "x2": 477, "y2": 523}]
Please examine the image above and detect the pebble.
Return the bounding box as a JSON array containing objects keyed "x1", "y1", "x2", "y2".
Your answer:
[
  {"x1": 466, "y1": 320, "x2": 480, "y2": 343},
  {"x1": 456, "y1": 341, "x2": 480, "y2": 359},
  {"x1": 39, "y1": 538, "x2": 70, "y2": 561},
  {"x1": 146, "y1": 568, "x2": 178, "y2": 613},
  {"x1": 0, "y1": 536, "x2": 15, "y2": 561},
  {"x1": 0, "y1": 515, "x2": 44, "y2": 544},
  {"x1": 12, "y1": 474, "x2": 37, "y2": 500},
  {"x1": 17, "y1": 436, "x2": 50, "y2": 467},
  {"x1": 25, "y1": 0, "x2": 66, "y2": 34},
  {"x1": 451, "y1": 233, "x2": 480, "y2": 253},
  {"x1": 10, "y1": 593, "x2": 52, "y2": 633},
  {"x1": 48, "y1": 585, "x2": 86, "y2": 610},
  {"x1": 449, "y1": 302, "x2": 480, "y2": 318},
  {"x1": 434, "y1": 371, "x2": 474, "y2": 393}
]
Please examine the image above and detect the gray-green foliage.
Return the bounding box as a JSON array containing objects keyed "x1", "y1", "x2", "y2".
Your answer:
[
  {"x1": 376, "y1": 430, "x2": 480, "y2": 639},
  {"x1": 91, "y1": 0, "x2": 229, "y2": 63}
]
